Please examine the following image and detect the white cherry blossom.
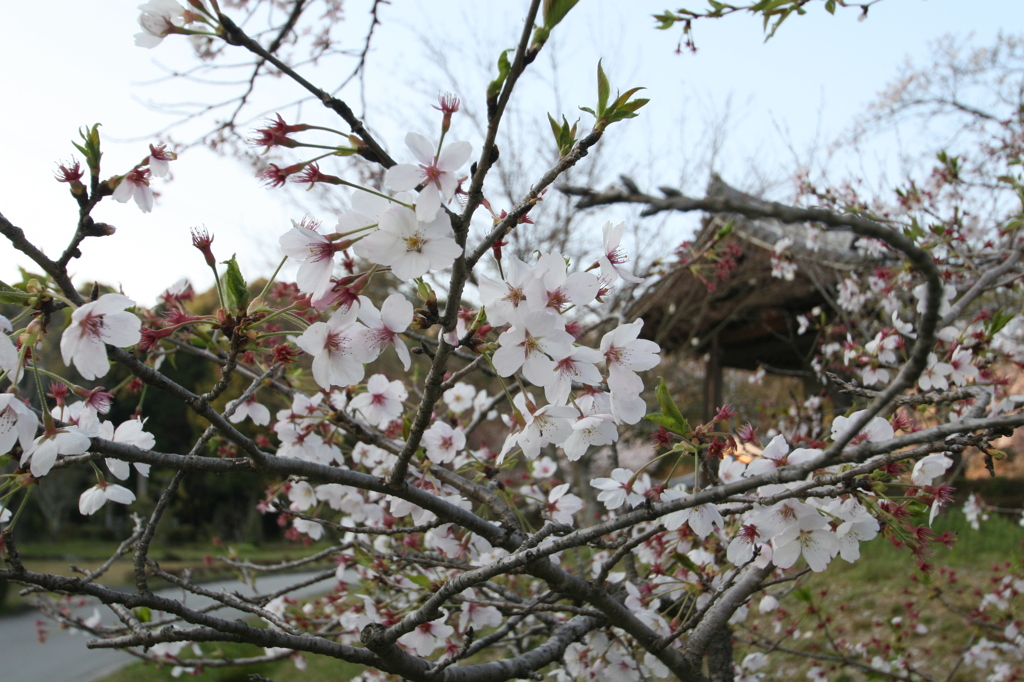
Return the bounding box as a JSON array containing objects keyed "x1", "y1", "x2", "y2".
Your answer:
[
  {"x1": 492, "y1": 310, "x2": 574, "y2": 387},
  {"x1": 295, "y1": 306, "x2": 371, "y2": 390},
  {"x1": 561, "y1": 412, "x2": 617, "y2": 462},
  {"x1": 914, "y1": 282, "x2": 957, "y2": 316},
  {"x1": 919, "y1": 353, "x2": 954, "y2": 391},
  {"x1": 22, "y1": 427, "x2": 91, "y2": 478},
  {"x1": 662, "y1": 490, "x2": 723, "y2": 538},
  {"x1": 0, "y1": 394, "x2": 39, "y2": 456},
  {"x1": 443, "y1": 382, "x2": 476, "y2": 414},
  {"x1": 400, "y1": 616, "x2": 455, "y2": 656},
  {"x1": 384, "y1": 132, "x2": 472, "y2": 221},
  {"x1": 546, "y1": 346, "x2": 603, "y2": 405},
  {"x1": 279, "y1": 220, "x2": 339, "y2": 303},
  {"x1": 745, "y1": 435, "x2": 821, "y2": 476},
  {"x1": 547, "y1": 483, "x2": 584, "y2": 525},
  {"x1": 590, "y1": 467, "x2": 649, "y2": 510},
  {"x1": 526, "y1": 252, "x2": 600, "y2": 312},
  {"x1": 135, "y1": 0, "x2": 190, "y2": 48},
  {"x1": 911, "y1": 452, "x2": 953, "y2": 486},
  {"x1": 60, "y1": 294, "x2": 142, "y2": 381},
  {"x1": 228, "y1": 396, "x2": 271, "y2": 426},
  {"x1": 501, "y1": 396, "x2": 576, "y2": 462},
  {"x1": 771, "y1": 513, "x2": 838, "y2": 572},
  {"x1": 355, "y1": 294, "x2": 414, "y2": 370},
  {"x1": 601, "y1": 319, "x2": 661, "y2": 394},
  {"x1": 831, "y1": 409, "x2": 894, "y2": 443},
  {"x1": 112, "y1": 168, "x2": 154, "y2": 212},
  {"x1": 79, "y1": 482, "x2": 136, "y2": 516},
  {"x1": 287, "y1": 481, "x2": 317, "y2": 511},
  {"x1": 459, "y1": 592, "x2": 503, "y2": 632},
  {"x1": 0, "y1": 315, "x2": 17, "y2": 381},
  {"x1": 597, "y1": 221, "x2": 644, "y2": 283},
  {"x1": 100, "y1": 418, "x2": 156, "y2": 480},
  {"x1": 354, "y1": 204, "x2": 462, "y2": 280},
  {"x1": 350, "y1": 374, "x2": 407, "y2": 428},
  {"x1": 293, "y1": 517, "x2": 324, "y2": 540},
  {"x1": 478, "y1": 256, "x2": 536, "y2": 326},
  {"x1": 949, "y1": 346, "x2": 979, "y2": 386},
  {"x1": 423, "y1": 422, "x2": 466, "y2": 464}
]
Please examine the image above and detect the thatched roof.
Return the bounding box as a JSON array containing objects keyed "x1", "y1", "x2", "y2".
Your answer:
[{"x1": 633, "y1": 176, "x2": 866, "y2": 372}]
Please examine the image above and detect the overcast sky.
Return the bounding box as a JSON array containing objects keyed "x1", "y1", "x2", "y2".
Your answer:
[{"x1": 1, "y1": 0, "x2": 1021, "y2": 304}]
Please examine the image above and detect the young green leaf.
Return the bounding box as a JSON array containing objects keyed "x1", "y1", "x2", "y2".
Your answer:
[{"x1": 221, "y1": 254, "x2": 249, "y2": 314}]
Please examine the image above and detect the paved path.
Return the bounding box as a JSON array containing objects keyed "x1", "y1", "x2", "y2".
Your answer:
[{"x1": 0, "y1": 572, "x2": 331, "y2": 682}]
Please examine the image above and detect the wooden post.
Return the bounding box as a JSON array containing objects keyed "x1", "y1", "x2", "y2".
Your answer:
[{"x1": 703, "y1": 333, "x2": 723, "y2": 423}]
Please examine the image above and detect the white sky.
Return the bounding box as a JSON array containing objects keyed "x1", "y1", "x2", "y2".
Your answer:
[{"x1": 1, "y1": 0, "x2": 1021, "y2": 304}]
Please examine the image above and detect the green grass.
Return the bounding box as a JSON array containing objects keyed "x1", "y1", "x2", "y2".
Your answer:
[
  {"x1": 99, "y1": 642, "x2": 363, "y2": 682},
  {"x1": 79, "y1": 512, "x2": 1024, "y2": 681},
  {"x1": 736, "y1": 511, "x2": 1024, "y2": 681}
]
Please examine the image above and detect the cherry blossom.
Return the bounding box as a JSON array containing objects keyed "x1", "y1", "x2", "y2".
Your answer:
[
  {"x1": 719, "y1": 456, "x2": 747, "y2": 483},
  {"x1": 771, "y1": 512, "x2": 839, "y2": 572},
  {"x1": 478, "y1": 256, "x2": 536, "y2": 326},
  {"x1": 100, "y1": 418, "x2": 156, "y2": 480},
  {"x1": 280, "y1": 219, "x2": 340, "y2": 303},
  {"x1": 597, "y1": 221, "x2": 644, "y2": 283},
  {"x1": 293, "y1": 517, "x2": 324, "y2": 540},
  {"x1": 22, "y1": 427, "x2": 91, "y2": 478},
  {"x1": 295, "y1": 306, "x2": 371, "y2": 390},
  {"x1": 400, "y1": 616, "x2": 455, "y2": 656},
  {"x1": 384, "y1": 132, "x2": 472, "y2": 221},
  {"x1": 949, "y1": 346, "x2": 979, "y2": 386},
  {"x1": 0, "y1": 394, "x2": 39, "y2": 456},
  {"x1": 423, "y1": 422, "x2": 466, "y2": 464},
  {"x1": 349, "y1": 374, "x2": 407, "y2": 428},
  {"x1": 146, "y1": 144, "x2": 177, "y2": 177},
  {"x1": 745, "y1": 435, "x2": 821, "y2": 476},
  {"x1": 492, "y1": 310, "x2": 575, "y2": 387},
  {"x1": 831, "y1": 409, "x2": 894, "y2": 443},
  {"x1": 590, "y1": 468, "x2": 650, "y2": 510},
  {"x1": 833, "y1": 505, "x2": 880, "y2": 562},
  {"x1": 0, "y1": 315, "x2": 17, "y2": 379},
  {"x1": 546, "y1": 483, "x2": 584, "y2": 525},
  {"x1": 112, "y1": 167, "x2": 154, "y2": 212},
  {"x1": 228, "y1": 396, "x2": 271, "y2": 426},
  {"x1": 546, "y1": 346, "x2": 603, "y2": 405},
  {"x1": 60, "y1": 293, "x2": 142, "y2": 381},
  {"x1": 287, "y1": 481, "x2": 317, "y2": 511},
  {"x1": 562, "y1": 412, "x2": 617, "y2": 461},
  {"x1": 919, "y1": 352, "x2": 954, "y2": 391},
  {"x1": 353, "y1": 204, "x2": 462, "y2": 280},
  {"x1": 600, "y1": 320, "x2": 661, "y2": 394},
  {"x1": 501, "y1": 396, "x2": 576, "y2": 461},
  {"x1": 443, "y1": 382, "x2": 476, "y2": 414},
  {"x1": 527, "y1": 252, "x2": 600, "y2": 312},
  {"x1": 727, "y1": 523, "x2": 771, "y2": 565},
  {"x1": 135, "y1": 0, "x2": 190, "y2": 48},
  {"x1": 355, "y1": 294, "x2": 414, "y2": 370},
  {"x1": 458, "y1": 592, "x2": 503, "y2": 632},
  {"x1": 661, "y1": 490, "x2": 723, "y2": 538},
  {"x1": 79, "y1": 481, "x2": 136, "y2": 516},
  {"x1": 532, "y1": 456, "x2": 558, "y2": 478},
  {"x1": 911, "y1": 452, "x2": 953, "y2": 486}
]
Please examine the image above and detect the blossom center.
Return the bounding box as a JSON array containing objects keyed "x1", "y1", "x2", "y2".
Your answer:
[
  {"x1": 420, "y1": 162, "x2": 443, "y2": 186},
  {"x1": 404, "y1": 233, "x2": 426, "y2": 253},
  {"x1": 324, "y1": 330, "x2": 347, "y2": 353},
  {"x1": 80, "y1": 311, "x2": 106, "y2": 339}
]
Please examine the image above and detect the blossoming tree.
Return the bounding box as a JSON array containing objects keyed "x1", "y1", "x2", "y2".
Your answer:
[{"x1": 1, "y1": 2, "x2": 1024, "y2": 681}]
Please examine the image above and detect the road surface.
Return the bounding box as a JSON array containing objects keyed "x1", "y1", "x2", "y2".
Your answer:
[{"x1": 0, "y1": 571, "x2": 331, "y2": 682}]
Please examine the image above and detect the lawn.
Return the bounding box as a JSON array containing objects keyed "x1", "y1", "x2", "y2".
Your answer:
[
  {"x1": 0, "y1": 539, "x2": 334, "y2": 616},
  {"x1": 22, "y1": 511, "x2": 1024, "y2": 682}
]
